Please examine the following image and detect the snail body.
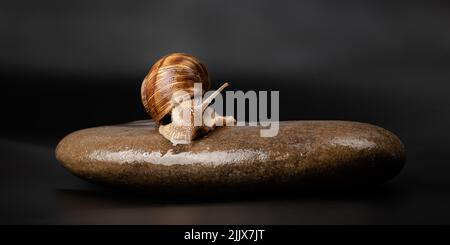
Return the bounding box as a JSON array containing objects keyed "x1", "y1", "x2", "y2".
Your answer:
[{"x1": 141, "y1": 53, "x2": 235, "y2": 145}]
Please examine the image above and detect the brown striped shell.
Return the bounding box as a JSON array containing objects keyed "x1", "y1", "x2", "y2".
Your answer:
[{"x1": 141, "y1": 53, "x2": 211, "y2": 124}]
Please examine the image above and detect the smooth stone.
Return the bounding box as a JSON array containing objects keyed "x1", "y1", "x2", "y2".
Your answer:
[{"x1": 55, "y1": 120, "x2": 405, "y2": 193}]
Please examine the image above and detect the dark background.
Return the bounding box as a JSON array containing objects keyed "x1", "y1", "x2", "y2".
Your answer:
[{"x1": 1, "y1": 0, "x2": 449, "y2": 224}]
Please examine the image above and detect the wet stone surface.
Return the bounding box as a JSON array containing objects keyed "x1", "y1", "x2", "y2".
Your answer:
[{"x1": 55, "y1": 120, "x2": 405, "y2": 194}]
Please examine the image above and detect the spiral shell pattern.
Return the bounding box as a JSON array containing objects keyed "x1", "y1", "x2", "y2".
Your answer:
[{"x1": 141, "y1": 53, "x2": 210, "y2": 124}]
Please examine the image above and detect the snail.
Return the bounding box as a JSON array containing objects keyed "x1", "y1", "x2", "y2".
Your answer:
[{"x1": 141, "y1": 53, "x2": 235, "y2": 145}]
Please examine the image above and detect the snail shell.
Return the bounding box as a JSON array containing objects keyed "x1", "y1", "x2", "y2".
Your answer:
[{"x1": 141, "y1": 53, "x2": 211, "y2": 124}]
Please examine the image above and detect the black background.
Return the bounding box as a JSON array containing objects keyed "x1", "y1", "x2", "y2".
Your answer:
[{"x1": 1, "y1": 0, "x2": 450, "y2": 224}]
